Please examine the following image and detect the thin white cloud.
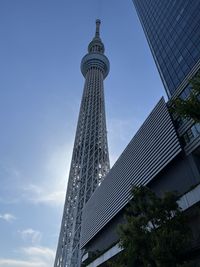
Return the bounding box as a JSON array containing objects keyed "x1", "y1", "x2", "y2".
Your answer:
[
  {"x1": 24, "y1": 184, "x2": 42, "y2": 195},
  {"x1": 22, "y1": 246, "x2": 55, "y2": 260},
  {"x1": 33, "y1": 190, "x2": 66, "y2": 206},
  {"x1": 0, "y1": 246, "x2": 55, "y2": 267},
  {"x1": 19, "y1": 228, "x2": 42, "y2": 244},
  {"x1": 0, "y1": 141, "x2": 72, "y2": 207},
  {"x1": 22, "y1": 184, "x2": 66, "y2": 206},
  {"x1": 0, "y1": 259, "x2": 46, "y2": 267},
  {"x1": 20, "y1": 143, "x2": 72, "y2": 207},
  {"x1": 0, "y1": 213, "x2": 16, "y2": 222}
]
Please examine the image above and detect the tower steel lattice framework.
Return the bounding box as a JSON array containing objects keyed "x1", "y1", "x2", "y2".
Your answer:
[{"x1": 54, "y1": 20, "x2": 110, "y2": 267}]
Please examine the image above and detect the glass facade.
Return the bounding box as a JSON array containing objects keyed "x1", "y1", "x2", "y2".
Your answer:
[
  {"x1": 133, "y1": 0, "x2": 200, "y2": 98},
  {"x1": 182, "y1": 123, "x2": 200, "y2": 146}
]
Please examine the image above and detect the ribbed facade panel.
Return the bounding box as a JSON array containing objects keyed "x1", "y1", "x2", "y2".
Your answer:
[{"x1": 81, "y1": 97, "x2": 182, "y2": 248}]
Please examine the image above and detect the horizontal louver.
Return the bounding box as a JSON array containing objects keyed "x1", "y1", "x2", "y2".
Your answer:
[{"x1": 80, "y1": 97, "x2": 182, "y2": 248}]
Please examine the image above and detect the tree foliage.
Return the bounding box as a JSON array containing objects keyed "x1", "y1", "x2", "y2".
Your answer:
[
  {"x1": 115, "y1": 186, "x2": 191, "y2": 267},
  {"x1": 171, "y1": 71, "x2": 200, "y2": 122}
]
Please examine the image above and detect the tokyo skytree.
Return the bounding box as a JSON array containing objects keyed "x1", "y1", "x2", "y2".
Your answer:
[{"x1": 54, "y1": 20, "x2": 110, "y2": 267}]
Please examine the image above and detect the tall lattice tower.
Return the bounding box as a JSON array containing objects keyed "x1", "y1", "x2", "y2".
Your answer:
[{"x1": 54, "y1": 20, "x2": 110, "y2": 267}]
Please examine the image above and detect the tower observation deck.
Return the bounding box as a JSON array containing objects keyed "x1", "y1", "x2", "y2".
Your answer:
[{"x1": 54, "y1": 20, "x2": 110, "y2": 267}]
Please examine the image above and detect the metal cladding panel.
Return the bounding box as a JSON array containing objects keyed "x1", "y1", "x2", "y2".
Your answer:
[{"x1": 80, "y1": 97, "x2": 182, "y2": 248}]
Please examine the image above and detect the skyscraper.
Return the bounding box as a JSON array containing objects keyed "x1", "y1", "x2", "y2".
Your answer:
[
  {"x1": 133, "y1": 0, "x2": 200, "y2": 153},
  {"x1": 133, "y1": 0, "x2": 200, "y2": 99},
  {"x1": 54, "y1": 20, "x2": 110, "y2": 267}
]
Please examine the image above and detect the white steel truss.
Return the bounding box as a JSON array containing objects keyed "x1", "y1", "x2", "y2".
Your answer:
[{"x1": 54, "y1": 20, "x2": 110, "y2": 267}]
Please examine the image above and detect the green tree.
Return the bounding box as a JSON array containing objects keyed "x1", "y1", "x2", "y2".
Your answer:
[
  {"x1": 171, "y1": 71, "x2": 200, "y2": 122},
  {"x1": 115, "y1": 186, "x2": 191, "y2": 267}
]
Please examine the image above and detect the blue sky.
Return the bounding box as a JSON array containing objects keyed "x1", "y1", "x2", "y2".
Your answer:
[{"x1": 0, "y1": 0, "x2": 166, "y2": 266}]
